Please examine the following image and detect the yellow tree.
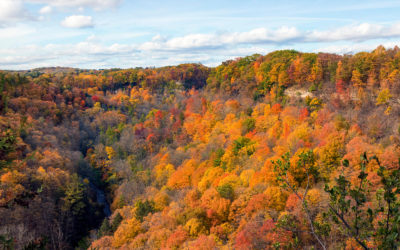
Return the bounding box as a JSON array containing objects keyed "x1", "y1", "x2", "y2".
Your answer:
[
  {"x1": 376, "y1": 88, "x2": 392, "y2": 106},
  {"x1": 376, "y1": 88, "x2": 392, "y2": 115},
  {"x1": 308, "y1": 59, "x2": 323, "y2": 84},
  {"x1": 112, "y1": 217, "x2": 142, "y2": 247},
  {"x1": 351, "y1": 69, "x2": 364, "y2": 89}
]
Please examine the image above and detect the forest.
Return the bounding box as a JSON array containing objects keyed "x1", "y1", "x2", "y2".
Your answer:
[{"x1": 1, "y1": 45, "x2": 400, "y2": 249}]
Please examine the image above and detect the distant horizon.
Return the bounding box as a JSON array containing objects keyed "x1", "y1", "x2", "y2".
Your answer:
[{"x1": 2, "y1": 45, "x2": 398, "y2": 71}]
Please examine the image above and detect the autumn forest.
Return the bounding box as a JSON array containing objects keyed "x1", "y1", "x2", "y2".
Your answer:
[{"x1": 2, "y1": 46, "x2": 400, "y2": 249}]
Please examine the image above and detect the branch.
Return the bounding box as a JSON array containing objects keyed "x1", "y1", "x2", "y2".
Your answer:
[
  {"x1": 283, "y1": 172, "x2": 326, "y2": 250},
  {"x1": 328, "y1": 204, "x2": 369, "y2": 250}
]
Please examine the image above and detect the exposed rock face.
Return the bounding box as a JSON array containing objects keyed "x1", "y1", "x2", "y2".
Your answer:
[{"x1": 285, "y1": 87, "x2": 314, "y2": 98}]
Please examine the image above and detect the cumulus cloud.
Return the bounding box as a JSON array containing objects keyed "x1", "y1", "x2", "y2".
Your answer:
[
  {"x1": 0, "y1": 40, "x2": 135, "y2": 68},
  {"x1": 1, "y1": 22, "x2": 400, "y2": 70},
  {"x1": 139, "y1": 27, "x2": 302, "y2": 52},
  {"x1": 61, "y1": 15, "x2": 94, "y2": 28},
  {"x1": 307, "y1": 23, "x2": 400, "y2": 42},
  {"x1": 1, "y1": 39, "x2": 399, "y2": 70},
  {"x1": 0, "y1": 0, "x2": 121, "y2": 25},
  {"x1": 0, "y1": 0, "x2": 32, "y2": 24},
  {"x1": 27, "y1": 0, "x2": 122, "y2": 11},
  {"x1": 39, "y1": 5, "x2": 52, "y2": 14},
  {"x1": 139, "y1": 23, "x2": 400, "y2": 52}
]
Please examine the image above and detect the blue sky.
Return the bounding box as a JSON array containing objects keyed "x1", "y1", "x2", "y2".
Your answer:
[{"x1": 1, "y1": 0, "x2": 400, "y2": 69}]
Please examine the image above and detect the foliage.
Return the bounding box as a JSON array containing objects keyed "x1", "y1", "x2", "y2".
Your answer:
[
  {"x1": 134, "y1": 200, "x2": 156, "y2": 221},
  {"x1": 325, "y1": 154, "x2": 400, "y2": 249},
  {"x1": 0, "y1": 128, "x2": 16, "y2": 169},
  {"x1": 217, "y1": 183, "x2": 235, "y2": 201},
  {"x1": 273, "y1": 150, "x2": 326, "y2": 249},
  {"x1": 111, "y1": 213, "x2": 123, "y2": 232},
  {"x1": 3, "y1": 47, "x2": 400, "y2": 249},
  {"x1": 324, "y1": 155, "x2": 371, "y2": 249},
  {"x1": 376, "y1": 88, "x2": 392, "y2": 105},
  {"x1": 232, "y1": 137, "x2": 255, "y2": 156}
]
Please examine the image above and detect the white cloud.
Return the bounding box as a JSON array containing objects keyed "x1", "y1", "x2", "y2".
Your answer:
[
  {"x1": 27, "y1": 0, "x2": 122, "y2": 11},
  {"x1": 61, "y1": 15, "x2": 94, "y2": 28},
  {"x1": 139, "y1": 27, "x2": 302, "y2": 52},
  {"x1": 0, "y1": 40, "x2": 136, "y2": 69},
  {"x1": 0, "y1": 0, "x2": 121, "y2": 25},
  {"x1": 307, "y1": 23, "x2": 400, "y2": 42},
  {"x1": 221, "y1": 26, "x2": 301, "y2": 44},
  {"x1": 0, "y1": 0, "x2": 32, "y2": 24},
  {"x1": 73, "y1": 41, "x2": 134, "y2": 55},
  {"x1": 138, "y1": 23, "x2": 400, "y2": 52},
  {"x1": 39, "y1": 5, "x2": 52, "y2": 14},
  {"x1": 1, "y1": 22, "x2": 400, "y2": 70},
  {"x1": 316, "y1": 41, "x2": 400, "y2": 54},
  {"x1": 1, "y1": 39, "x2": 399, "y2": 70}
]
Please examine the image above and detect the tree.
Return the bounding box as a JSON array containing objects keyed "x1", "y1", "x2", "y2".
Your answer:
[
  {"x1": 0, "y1": 234, "x2": 14, "y2": 250},
  {"x1": 351, "y1": 69, "x2": 364, "y2": 89},
  {"x1": 135, "y1": 200, "x2": 156, "y2": 221},
  {"x1": 273, "y1": 151, "x2": 326, "y2": 249},
  {"x1": 201, "y1": 188, "x2": 230, "y2": 224},
  {"x1": 335, "y1": 61, "x2": 346, "y2": 93},
  {"x1": 112, "y1": 217, "x2": 142, "y2": 247},
  {"x1": 373, "y1": 156, "x2": 400, "y2": 249},
  {"x1": 62, "y1": 174, "x2": 86, "y2": 217},
  {"x1": 0, "y1": 128, "x2": 17, "y2": 170},
  {"x1": 217, "y1": 184, "x2": 235, "y2": 201},
  {"x1": 264, "y1": 186, "x2": 289, "y2": 211},
  {"x1": 165, "y1": 227, "x2": 188, "y2": 249},
  {"x1": 325, "y1": 154, "x2": 400, "y2": 249},
  {"x1": 111, "y1": 213, "x2": 123, "y2": 232},
  {"x1": 98, "y1": 218, "x2": 112, "y2": 237},
  {"x1": 308, "y1": 59, "x2": 323, "y2": 84},
  {"x1": 189, "y1": 235, "x2": 217, "y2": 249},
  {"x1": 167, "y1": 160, "x2": 196, "y2": 189},
  {"x1": 376, "y1": 88, "x2": 392, "y2": 105},
  {"x1": 185, "y1": 218, "x2": 207, "y2": 236},
  {"x1": 232, "y1": 137, "x2": 255, "y2": 156},
  {"x1": 325, "y1": 155, "x2": 370, "y2": 249},
  {"x1": 316, "y1": 134, "x2": 344, "y2": 180}
]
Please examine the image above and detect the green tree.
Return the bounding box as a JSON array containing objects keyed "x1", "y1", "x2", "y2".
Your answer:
[
  {"x1": 325, "y1": 153, "x2": 400, "y2": 249},
  {"x1": 98, "y1": 218, "x2": 112, "y2": 237},
  {"x1": 273, "y1": 151, "x2": 327, "y2": 250},
  {"x1": 134, "y1": 200, "x2": 155, "y2": 221},
  {"x1": 0, "y1": 235, "x2": 13, "y2": 250},
  {"x1": 371, "y1": 156, "x2": 400, "y2": 249},
  {"x1": 217, "y1": 183, "x2": 235, "y2": 201},
  {"x1": 62, "y1": 174, "x2": 86, "y2": 216},
  {"x1": 0, "y1": 128, "x2": 16, "y2": 169},
  {"x1": 324, "y1": 155, "x2": 371, "y2": 249},
  {"x1": 111, "y1": 213, "x2": 123, "y2": 232}
]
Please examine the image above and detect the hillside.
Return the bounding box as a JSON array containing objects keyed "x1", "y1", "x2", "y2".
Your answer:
[{"x1": 1, "y1": 46, "x2": 400, "y2": 249}]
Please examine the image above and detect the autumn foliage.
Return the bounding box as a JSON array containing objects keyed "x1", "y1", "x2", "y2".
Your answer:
[{"x1": 2, "y1": 46, "x2": 400, "y2": 249}]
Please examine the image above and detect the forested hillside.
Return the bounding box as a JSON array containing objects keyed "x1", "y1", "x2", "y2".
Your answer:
[{"x1": 2, "y1": 46, "x2": 400, "y2": 249}]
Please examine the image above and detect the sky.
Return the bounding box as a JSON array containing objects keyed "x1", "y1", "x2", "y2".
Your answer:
[{"x1": 1, "y1": 0, "x2": 400, "y2": 70}]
